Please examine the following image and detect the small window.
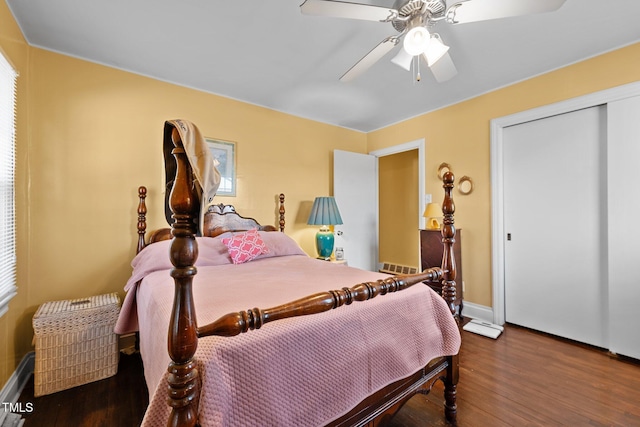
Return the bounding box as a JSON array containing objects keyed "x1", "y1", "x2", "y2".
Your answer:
[{"x1": 0, "y1": 50, "x2": 17, "y2": 318}]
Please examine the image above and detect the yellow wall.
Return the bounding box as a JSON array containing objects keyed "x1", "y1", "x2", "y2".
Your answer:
[
  {"x1": 0, "y1": 2, "x2": 367, "y2": 387},
  {"x1": 378, "y1": 150, "x2": 419, "y2": 267},
  {"x1": 367, "y1": 42, "x2": 640, "y2": 307}
]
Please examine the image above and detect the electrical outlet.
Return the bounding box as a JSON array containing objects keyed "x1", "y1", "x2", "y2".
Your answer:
[{"x1": 424, "y1": 194, "x2": 432, "y2": 204}]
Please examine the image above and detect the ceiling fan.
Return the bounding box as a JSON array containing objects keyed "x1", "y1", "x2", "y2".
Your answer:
[{"x1": 300, "y1": 0, "x2": 566, "y2": 83}]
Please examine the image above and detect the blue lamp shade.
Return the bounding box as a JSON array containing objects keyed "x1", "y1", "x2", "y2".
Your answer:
[{"x1": 307, "y1": 197, "x2": 343, "y2": 259}]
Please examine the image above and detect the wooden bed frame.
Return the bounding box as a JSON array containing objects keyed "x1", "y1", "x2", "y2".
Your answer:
[{"x1": 136, "y1": 125, "x2": 460, "y2": 427}]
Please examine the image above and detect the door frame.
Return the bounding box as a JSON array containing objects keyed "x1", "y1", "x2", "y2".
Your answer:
[
  {"x1": 371, "y1": 138, "x2": 426, "y2": 267},
  {"x1": 490, "y1": 81, "x2": 640, "y2": 325}
]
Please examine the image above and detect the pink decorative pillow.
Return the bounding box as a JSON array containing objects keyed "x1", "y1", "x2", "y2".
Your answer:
[{"x1": 222, "y1": 229, "x2": 268, "y2": 264}]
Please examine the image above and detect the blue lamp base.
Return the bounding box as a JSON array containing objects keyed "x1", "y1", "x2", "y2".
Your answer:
[{"x1": 315, "y1": 226, "x2": 334, "y2": 260}]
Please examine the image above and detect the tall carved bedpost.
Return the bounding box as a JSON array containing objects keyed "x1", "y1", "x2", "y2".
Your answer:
[
  {"x1": 441, "y1": 171, "x2": 457, "y2": 320},
  {"x1": 441, "y1": 171, "x2": 459, "y2": 422},
  {"x1": 166, "y1": 127, "x2": 200, "y2": 427},
  {"x1": 279, "y1": 193, "x2": 285, "y2": 232},
  {"x1": 137, "y1": 186, "x2": 147, "y2": 254}
]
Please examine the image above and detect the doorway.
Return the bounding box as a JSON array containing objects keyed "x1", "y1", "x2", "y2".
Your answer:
[
  {"x1": 372, "y1": 139, "x2": 426, "y2": 271},
  {"x1": 379, "y1": 149, "x2": 420, "y2": 268}
]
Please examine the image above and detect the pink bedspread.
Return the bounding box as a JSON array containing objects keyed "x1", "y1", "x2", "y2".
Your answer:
[{"x1": 116, "y1": 233, "x2": 461, "y2": 427}]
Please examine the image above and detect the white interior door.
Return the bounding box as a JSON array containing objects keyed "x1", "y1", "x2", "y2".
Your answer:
[
  {"x1": 503, "y1": 106, "x2": 608, "y2": 348},
  {"x1": 334, "y1": 150, "x2": 377, "y2": 271}
]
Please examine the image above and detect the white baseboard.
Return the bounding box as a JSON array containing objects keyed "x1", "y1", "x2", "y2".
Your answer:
[
  {"x1": 462, "y1": 301, "x2": 495, "y2": 324},
  {"x1": 0, "y1": 351, "x2": 34, "y2": 407}
]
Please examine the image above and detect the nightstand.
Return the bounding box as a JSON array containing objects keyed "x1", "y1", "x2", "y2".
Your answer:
[
  {"x1": 419, "y1": 229, "x2": 463, "y2": 317},
  {"x1": 329, "y1": 259, "x2": 348, "y2": 266}
]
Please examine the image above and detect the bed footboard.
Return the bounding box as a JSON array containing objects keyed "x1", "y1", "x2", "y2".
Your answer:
[{"x1": 163, "y1": 123, "x2": 459, "y2": 427}]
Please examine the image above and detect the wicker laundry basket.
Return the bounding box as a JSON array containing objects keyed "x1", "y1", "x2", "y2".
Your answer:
[{"x1": 32, "y1": 293, "x2": 121, "y2": 396}]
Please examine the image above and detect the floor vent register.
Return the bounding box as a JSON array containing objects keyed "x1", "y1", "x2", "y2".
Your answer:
[{"x1": 463, "y1": 319, "x2": 504, "y2": 339}]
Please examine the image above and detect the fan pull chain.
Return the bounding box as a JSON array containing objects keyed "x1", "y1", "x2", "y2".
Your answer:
[{"x1": 415, "y1": 55, "x2": 421, "y2": 82}]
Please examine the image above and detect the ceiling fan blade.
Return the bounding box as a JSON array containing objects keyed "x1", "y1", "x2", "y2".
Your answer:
[
  {"x1": 427, "y1": 52, "x2": 457, "y2": 83},
  {"x1": 446, "y1": 0, "x2": 566, "y2": 24},
  {"x1": 300, "y1": 0, "x2": 398, "y2": 22},
  {"x1": 340, "y1": 36, "x2": 398, "y2": 82}
]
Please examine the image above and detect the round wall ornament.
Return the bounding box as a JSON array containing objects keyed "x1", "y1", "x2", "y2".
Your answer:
[
  {"x1": 437, "y1": 162, "x2": 452, "y2": 181},
  {"x1": 458, "y1": 175, "x2": 474, "y2": 195}
]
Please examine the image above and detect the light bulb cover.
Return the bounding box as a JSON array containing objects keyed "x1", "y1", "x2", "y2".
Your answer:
[
  {"x1": 390, "y1": 47, "x2": 413, "y2": 71},
  {"x1": 423, "y1": 34, "x2": 450, "y2": 67},
  {"x1": 403, "y1": 26, "x2": 430, "y2": 56}
]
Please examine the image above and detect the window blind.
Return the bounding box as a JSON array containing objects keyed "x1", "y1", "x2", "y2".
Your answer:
[{"x1": 0, "y1": 51, "x2": 17, "y2": 318}]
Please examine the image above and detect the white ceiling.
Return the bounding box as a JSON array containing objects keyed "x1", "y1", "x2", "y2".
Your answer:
[{"x1": 5, "y1": 0, "x2": 640, "y2": 132}]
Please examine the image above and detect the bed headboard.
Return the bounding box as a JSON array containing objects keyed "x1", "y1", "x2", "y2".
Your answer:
[
  {"x1": 135, "y1": 186, "x2": 285, "y2": 253},
  {"x1": 202, "y1": 194, "x2": 285, "y2": 237}
]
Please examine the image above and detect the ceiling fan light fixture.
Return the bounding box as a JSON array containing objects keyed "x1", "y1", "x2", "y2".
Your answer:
[
  {"x1": 301, "y1": 0, "x2": 568, "y2": 84},
  {"x1": 403, "y1": 26, "x2": 430, "y2": 56},
  {"x1": 423, "y1": 34, "x2": 449, "y2": 67},
  {"x1": 390, "y1": 47, "x2": 413, "y2": 71}
]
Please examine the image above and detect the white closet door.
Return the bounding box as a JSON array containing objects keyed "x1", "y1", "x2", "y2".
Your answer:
[
  {"x1": 503, "y1": 106, "x2": 608, "y2": 347},
  {"x1": 608, "y1": 96, "x2": 640, "y2": 359}
]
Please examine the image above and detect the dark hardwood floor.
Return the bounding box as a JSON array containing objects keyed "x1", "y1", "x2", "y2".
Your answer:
[
  {"x1": 15, "y1": 324, "x2": 640, "y2": 426},
  {"x1": 389, "y1": 324, "x2": 640, "y2": 427},
  {"x1": 16, "y1": 352, "x2": 148, "y2": 427}
]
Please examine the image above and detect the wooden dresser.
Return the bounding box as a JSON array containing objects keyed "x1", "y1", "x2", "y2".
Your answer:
[{"x1": 419, "y1": 229, "x2": 463, "y2": 317}]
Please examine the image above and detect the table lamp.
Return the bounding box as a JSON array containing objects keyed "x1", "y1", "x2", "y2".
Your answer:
[
  {"x1": 307, "y1": 196, "x2": 343, "y2": 259},
  {"x1": 423, "y1": 202, "x2": 442, "y2": 230}
]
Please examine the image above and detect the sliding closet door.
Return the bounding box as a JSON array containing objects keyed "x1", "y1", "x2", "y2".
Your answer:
[
  {"x1": 608, "y1": 96, "x2": 640, "y2": 359},
  {"x1": 503, "y1": 106, "x2": 608, "y2": 348}
]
